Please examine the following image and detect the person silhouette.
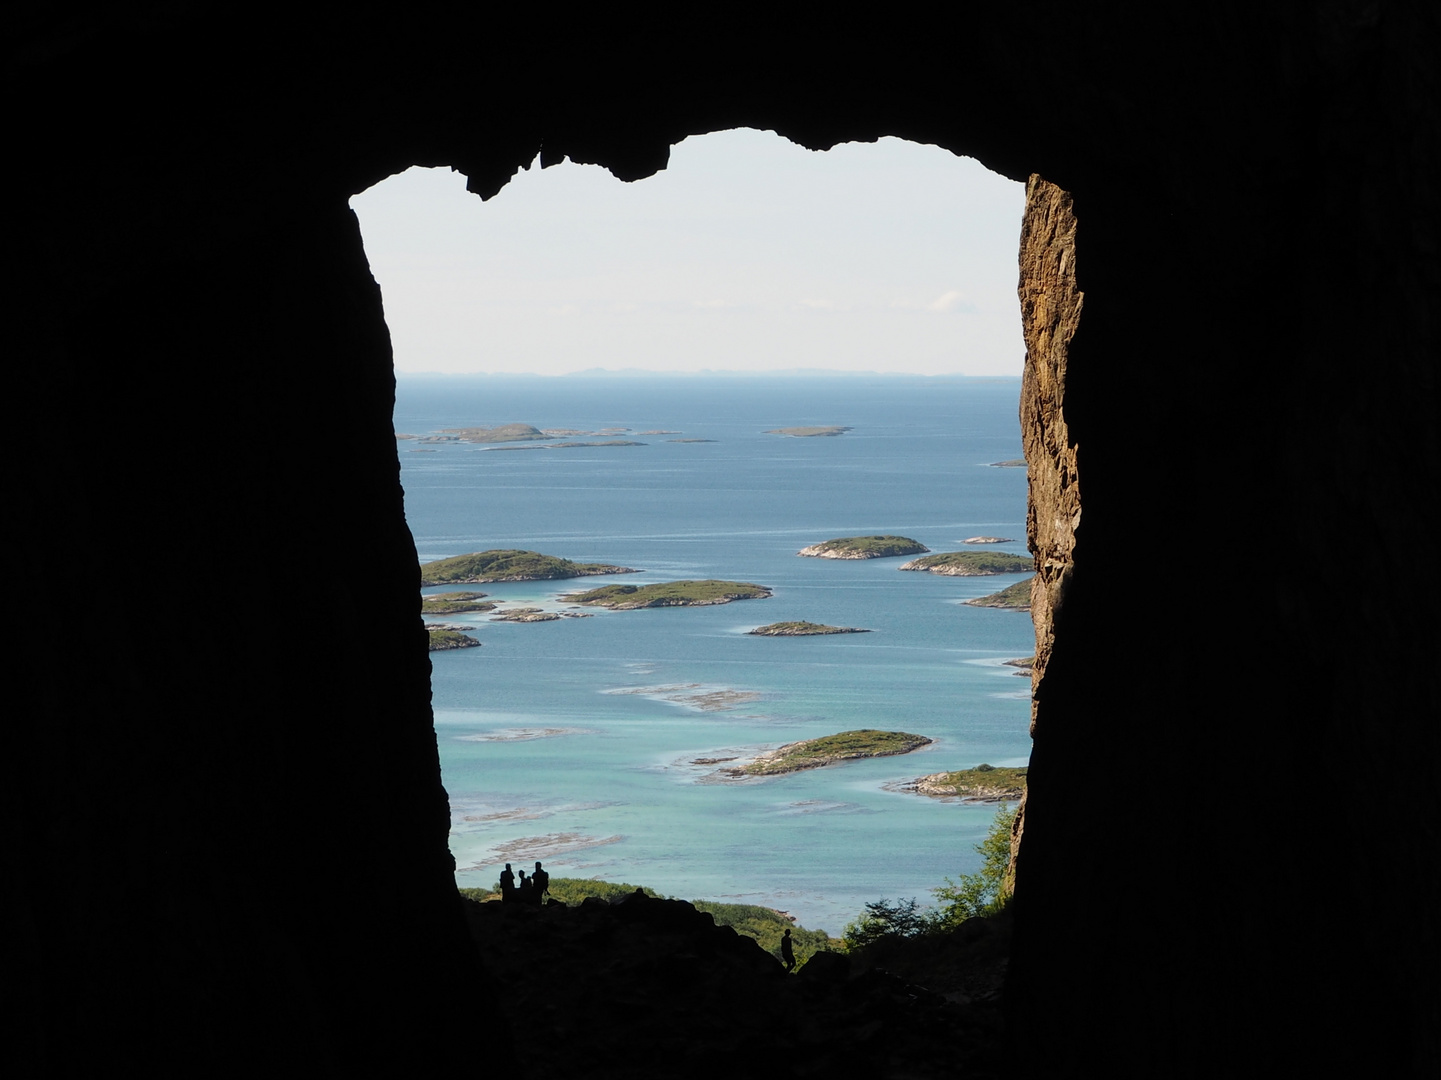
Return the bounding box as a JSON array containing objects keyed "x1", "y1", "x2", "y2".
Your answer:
[
  {"x1": 499, "y1": 862, "x2": 515, "y2": 903},
  {"x1": 532, "y1": 861, "x2": 550, "y2": 905},
  {"x1": 780, "y1": 928, "x2": 795, "y2": 971},
  {"x1": 516, "y1": 870, "x2": 532, "y2": 903}
]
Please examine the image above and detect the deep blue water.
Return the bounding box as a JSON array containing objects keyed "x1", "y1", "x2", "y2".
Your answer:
[{"x1": 394, "y1": 374, "x2": 1034, "y2": 933}]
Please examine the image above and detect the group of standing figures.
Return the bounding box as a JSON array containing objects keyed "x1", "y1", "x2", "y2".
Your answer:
[{"x1": 498, "y1": 861, "x2": 549, "y2": 905}]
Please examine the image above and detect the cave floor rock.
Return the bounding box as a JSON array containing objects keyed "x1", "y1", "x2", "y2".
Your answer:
[{"x1": 461, "y1": 892, "x2": 1008, "y2": 1079}]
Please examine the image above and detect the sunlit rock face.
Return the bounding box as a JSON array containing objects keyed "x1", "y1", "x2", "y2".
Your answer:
[{"x1": 8, "y1": 6, "x2": 1436, "y2": 1076}]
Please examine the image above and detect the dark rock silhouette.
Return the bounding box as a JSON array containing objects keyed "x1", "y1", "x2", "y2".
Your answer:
[
  {"x1": 7, "y1": 7, "x2": 1437, "y2": 1076},
  {"x1": 461, "y1": 894, "x2": 1004, "y2": 1078}
]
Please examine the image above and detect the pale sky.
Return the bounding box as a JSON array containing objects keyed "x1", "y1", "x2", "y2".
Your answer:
[{"x1": 350, "y1": 128, "x2": 1026, "y2": 377}]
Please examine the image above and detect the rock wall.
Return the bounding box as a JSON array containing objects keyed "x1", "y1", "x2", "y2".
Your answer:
[
  {"x1": 1008, "y1": 176, "x2": 1081, "y2": 902},
  {"x1": 1017, "y1": 176, "x2": 1083, "y2": 739},
  {"x1": 6, "y1": 6, "x2": 1438, "y2": 1076},
  {"x1": 5, "y1": 195, "x2": 488, "y2": 1072}
]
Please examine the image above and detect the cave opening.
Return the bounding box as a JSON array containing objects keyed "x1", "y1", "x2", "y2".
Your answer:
[
  {"x1": 14, "y1": 11, "x2": 1437, "y2": 1074},
  {"x1": 350, "y1": 129, "x2": 1036, "y2": 935}
]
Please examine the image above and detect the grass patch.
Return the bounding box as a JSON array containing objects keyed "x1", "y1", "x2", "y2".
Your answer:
[
  {"x1": 565, "y1": 580, "x2": 772, "y2": 609},
  {"x1": 690, "y1": 900, "x2": 842, "y2": 965},
  {"x1": 461, "y1": 878, "x2": 843, "y2": 966}
]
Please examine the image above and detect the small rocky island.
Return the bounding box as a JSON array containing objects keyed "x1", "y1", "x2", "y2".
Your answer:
[
  {"x1": 963, "y1": 536, "x2": 1014, "y2": 545},
  {"x1": 747, "y1": 621, "x2": 871, "y2": 636},
  {"x1": 898, "y1": 551, "x2": 1033, "y2": 576},
  {"x1": 420, "y1": 550, "x2": 638, "y2": 585},
  {"x1": 485, "y1": 606, "x2": 595, "y2": 623},
  {"x1": 798, "y1": 535, "x2": 929, "y2": 559},
  {"x1": 564, "y1": 580, "x2": 772, "y2": 609},
  {"x1": 906, "y1": 763, "x2": 1027, "y2": 801},
  {"x1": 965, "y1": 577, "x2": 1034, "y2": 610},
  {"x1": 765, "y1": 426, "x2": 851, "y2": 437},
  {"x1": 421, "y1": 591, "x2": 497, "y2": 615},
  {"x1": 725, "y1": 730, "x2": 932, "y2": 777},
  {"x1": 488, "y1": 607, "x2": 561, "y2": 623},
  {"x1": 485, "y1": 440, "x2": 645, "y2": 450},
  {"x1": 436, "y1": 423, "x2": 553, "y2": 444},
  {"x1": 428, "y1": 629, "x2": 481, "y2": 651}
]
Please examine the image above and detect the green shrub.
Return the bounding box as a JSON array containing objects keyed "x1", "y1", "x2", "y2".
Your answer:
[
  {"x1": 841, "y1": 802, "x2": 1017, "y2": 948},
  {"x1": 842, "y1": 897, "x2": 931, "y2": 949},
  {"x1": 690, "y1": 899, "x2": 841, "y2": 966},
  {"x1": 931, "y1": 802, "x2": 1017, "y2": 924}
]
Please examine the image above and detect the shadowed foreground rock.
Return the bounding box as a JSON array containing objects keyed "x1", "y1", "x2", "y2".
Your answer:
[{"x1": 464, "y1": 891, "x2": 1007, "y2": 1079}]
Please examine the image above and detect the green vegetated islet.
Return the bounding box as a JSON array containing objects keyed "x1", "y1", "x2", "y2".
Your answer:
[
  {"x1": 436, "y1": 423, "x2": 553, "y2": 443},
  {"x1": 428, "y1": 629, "x2": 480, "y2": 651},
  {"x1": 798, "y1": 535, "x2": 929, "y2": 559},
  {"x1": 747, "y1": 621, "x2": 870, "y2": 636},
  {"x1": 966, "y1": 576, "x2": 1034, "y2": 610},
  {"x1": 421, "y1": 590, "x2": 497, "y2": 614},
  {"x1": 565, "y1": 580, "x2": 772, "y2": 609},
  {"x1": 420, "y1": 549, "x2": 637, "y2": 585},
  {"x1": 914, "y1": 763, "x2": 1027, "y2": 801},
  {"x1": 459, "y1": 878, "x2": 842, "y2": 968},
  {"x1": 765, "y1": 425, "x2": 850, "y2": 437},
  {"x1": 486, "y1": 439, "x2": 645, "y2": 451},
  {"x1": 898, "y1": 551, "x2": 1034, "y2": 575},
  {"x1": 738, "y1": 729, "x2": 931, "y2": 776}
]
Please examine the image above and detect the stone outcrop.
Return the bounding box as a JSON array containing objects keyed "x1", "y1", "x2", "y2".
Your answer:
[
  {"x1": 465, "y1": 894, "x2": 1004, "y2": 1077},
  {"x1": 1008, "y1": 176, "x2": 1082, "y2": 911}
]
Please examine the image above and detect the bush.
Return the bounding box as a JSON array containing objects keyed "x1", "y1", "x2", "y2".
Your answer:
[
  {"x1": 841, "y1": 802, "x2": 1017, "y2": 948},
  {"x1": 842, "y1": 897, "x2": 931, "y2": 949},
  {"x1": 931, "y1": 802, "x2": 1017, "y2": 924}
]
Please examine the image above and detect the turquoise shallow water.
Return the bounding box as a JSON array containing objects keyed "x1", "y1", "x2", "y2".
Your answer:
[{"x1": 396, "y1": 375, "x2": 1033, "y2": 933}]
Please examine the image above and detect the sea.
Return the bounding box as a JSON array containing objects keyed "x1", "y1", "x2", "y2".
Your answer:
[{"x1": 395, "y1": 374, "x2": 1035, "y2": 935}]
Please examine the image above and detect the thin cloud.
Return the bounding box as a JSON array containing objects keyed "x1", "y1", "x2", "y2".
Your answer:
[
  {"x1": 890, "y1": 290, "x2": 979, "y2": 314},
  {"x1": 927, "y1": 290, "x2": 978, "y2": 313}
]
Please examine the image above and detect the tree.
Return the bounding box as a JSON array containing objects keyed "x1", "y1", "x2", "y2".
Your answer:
[
  {"x1": 842, "y1": 897, "x2": 930, "y2": 949},
  {"x1": 841, "y1": 802, "x2": 1019, "y2": 949},
  {"x1": 931, "y1": 802, "x2": 1016, "y2": 925}
]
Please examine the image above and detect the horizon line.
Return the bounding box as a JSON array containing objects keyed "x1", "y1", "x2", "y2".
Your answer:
[{"x1": 394, "y1": 367, "x2": 1023, "y2": 379}]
